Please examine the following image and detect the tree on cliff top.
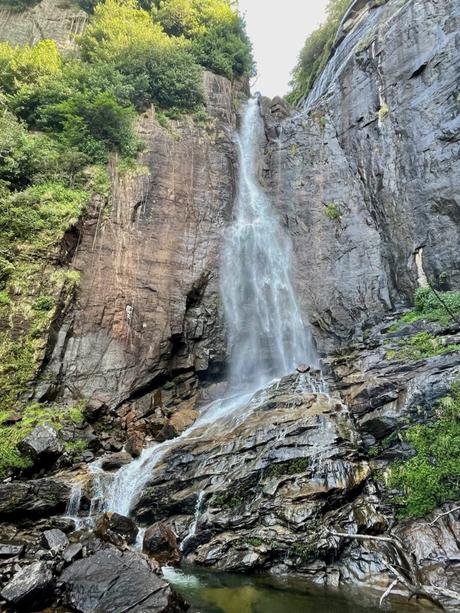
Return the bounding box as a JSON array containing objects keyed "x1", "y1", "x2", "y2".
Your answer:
[{"x1": 288, "y1": 0, "x2": 352, "y2": 104}]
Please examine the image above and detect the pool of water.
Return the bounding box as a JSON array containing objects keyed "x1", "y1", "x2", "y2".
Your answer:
[{"x1": 163, "y1": 567, "x2": 428, "y2": 613}]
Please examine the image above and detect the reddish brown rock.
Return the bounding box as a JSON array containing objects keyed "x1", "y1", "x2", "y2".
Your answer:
[{"x1": 143, "y1": 522, "x2": 181, "y2": 566}]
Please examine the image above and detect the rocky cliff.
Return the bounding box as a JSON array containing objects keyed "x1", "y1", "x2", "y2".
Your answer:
[
  {"x1": 0, "y1": 0, "x2": 459, "y2": 611},
  {"x1": 263, "y1": 0, "x2": 459, "y2": 354},
  {"x1": 0, "y1": 0, "x2": 87, "y2": 49}
]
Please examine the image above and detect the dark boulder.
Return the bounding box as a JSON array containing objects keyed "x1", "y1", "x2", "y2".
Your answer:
[
  {"x1": 17, "y1": 424, "x2": 63, "y2": 463},
  {"x1": 95, "y1": 512, "x2": 138, "y2": 547},
  {"x1": 0, "y1": 479, "x2": 70, "y2": 517},
  {"x1": 60, "y1": 547, "x2": 186, "y2": 612},
  {"x1": 143, "y1": 522, "x2": 181, "y2": 566},
  {"x1": 1, "y1": 561, "x2": 53, "y2": 609}
]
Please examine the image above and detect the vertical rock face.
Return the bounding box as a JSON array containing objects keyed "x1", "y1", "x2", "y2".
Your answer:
[
  {"x1": 0, "y1": 0, "x2": 87, "y2": 49},
  {"x1": 39, "y1": 73, "x2": 247, "y2": 408},
  {"x1": 263, "y1": 0, "x2": 460, "y2": 353}
]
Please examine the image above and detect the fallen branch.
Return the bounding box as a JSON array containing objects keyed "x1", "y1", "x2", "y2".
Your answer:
[
  {"x1": 427, "y1": 506, "x2": 460, "y2": 526},
  {"x1": 379, "y1": 579, "x2": 398, "y2": 607}
]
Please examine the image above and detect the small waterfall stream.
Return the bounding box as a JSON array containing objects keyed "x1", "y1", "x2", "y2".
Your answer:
[{"x1": 69, "y1": 97, "x2": 322, "y2": 532}]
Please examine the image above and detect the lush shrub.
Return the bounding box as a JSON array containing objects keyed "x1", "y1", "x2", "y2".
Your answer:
[
  {"x1": 288, "y1": 0, "x2": 352, "y2": 104},
  {"x1": 387, "y1": 331, "x2": 460, "y2": 361},
  {"x1": 156, "y1": 0, "x2": 253, "y2": 79},
  {"x1": 389, "y1": 383, "x2": 460, "y2": 518},
  {"x1": 390, "y1": 288, "x2": 460, "y2": 331},
  {"x1": 0, "y1": 40, "x2": 61, "y2": 96}
]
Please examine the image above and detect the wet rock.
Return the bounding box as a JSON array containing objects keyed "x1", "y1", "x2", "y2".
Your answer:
[
  {"x1": 0, "y1": 543, "x2": 24, "y2": 558},
  {"x1": 101, "y1": 451, "x2": 132, "y2": 471},
  {"x1": 60, "y1": 547, "x2": 185, "y2": 612},
  {"x1": 143, "y1": 522, "x2": 181, "y2": 566},
  {"x1": 125, "y1": 432, "x2": 144, "y2": 458},
  {"x1": 95, "y1": 512, "x2": 138, "y2": 547},
  {"x1": 17, "y1": 424, "x2": 64, "y2": 464},
  {"x1": 41, "y1": 528, "x2": 69, "y2": 553},
  {"x1": 1, "y1": 561, "x2": 53, "y2": 609},
  {"x1": 0, "y1": 479, "x2": 70, "y2": 517}
]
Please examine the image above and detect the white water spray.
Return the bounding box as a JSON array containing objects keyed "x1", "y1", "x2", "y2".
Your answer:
[{"x1": 221, "y1": 97, "x2": 317, "y2": 389}]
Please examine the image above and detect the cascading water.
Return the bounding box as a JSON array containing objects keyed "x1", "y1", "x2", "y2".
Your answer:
[
  {"x1": 221, "y1": 97, "x2": 317, "y2": 389},
  {"x1": 72, "y1": 97, "x2": 321, "y2": 524}
]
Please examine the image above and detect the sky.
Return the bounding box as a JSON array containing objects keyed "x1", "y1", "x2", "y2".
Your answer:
[{"x1": 238, "y1": 0, "x2": 330, "y2": 98}]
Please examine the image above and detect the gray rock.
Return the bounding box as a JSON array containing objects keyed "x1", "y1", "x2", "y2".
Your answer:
[
  {"x1": 63, "y1": 542, "x2": 83, "y2": 564},
  {"x1": 1, "y1": 561, "x2": 53, "y2": 608},
  {"x1": 0, "y1": 479, "x2": 70, "y2": 517},
  {"x1": 101, "y1": 451, "x2": 132, "y2": 471},
  {"x1": 0, "y1": 543, "x2": 24, "y2": 558},
  {"x1": 18, "y1": 424, "x2": 64, "y2": 463},
  {"x1": 60, "y1": 547, "x2": 186, "y2": 612},
  {"x1": 143, "y1": 522, "x2": 181, "y2": 566},
  {"x1": 95, "y1": 512, "x2": 138, "y2": 547},
  {"x1": 41, "y1": 528, "x2": 69, "y2": 552}
]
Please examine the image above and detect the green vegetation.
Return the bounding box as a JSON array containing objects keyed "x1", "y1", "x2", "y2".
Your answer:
[
  {"x1": 0, "y1": 0, "x2": 251, "y2": 418},
  {"x1": 386, "y1": 331, "x2": 460, "y2": 361},
  {"x1": 389, "y1": 288, "x2": 460, "y2": 332},
  {"x1": 0, "y1": 401, "x2": 85, "y2": 477},
  {"x1": 389, "y1": 383, "x2": 460, "y2": 518},
  {"x1": 266, "y1": 457, "x2": 310, "y2": 478},
  {"x1": 288, "y1": 0, "x2": 352, "y2": 104},
  {"x1": 324, "y1": 202, "x2": 342, "y2": 221}
]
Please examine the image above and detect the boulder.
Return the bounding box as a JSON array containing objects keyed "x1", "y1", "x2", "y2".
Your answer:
[
  {"x1": 95, "y1": 512, "x2": 138, "y2": 547},
  {"x1": 1, "y1": 561, "x2": 53, "y2": 608},
  {"x1": 41, "y1": 528, "x2": 69, "y2": 552},
  {"x1": 125, "y1": 432, "x2": 144, "y2": 458},
  {"x1": 101, "y1": 451, "x2": 132, "y2": 471},
  {"x1": 63, "y1": 542, "x2": 83, "y2": 564},
  {"x1": 18, "y1": 424, "x2": 63, "y2": 463},
  {"x1": 143, "y1": 522, "x2": 181, "y2": 566},
  {"x1": 0, "y1": 479, "x2": 70, "y2": 517},
  {"x1": 60, "y1": 547, "x2": 186, "y2": 612}
]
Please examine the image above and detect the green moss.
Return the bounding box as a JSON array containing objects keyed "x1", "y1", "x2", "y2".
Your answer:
[
  {"x1": 325, "y1": 202, "x2": 342, "y2": 221},
  {"x1": 389, "y1": 383, "x2": 460, "y2": 518},
  {"x1": 290, "y1": 541, "x2": 316, "y2": 562},
  {"x1": 386, "y1": 331, "x2": 460, "y2": 361},
  {"x1": 266, "y1": 457, "x2": 310, "y2": 478},
  {"x1": 244, "y1": 537, "x2": 263, "y2": 547},
  {"x1": 389, "y1": 288, "x2": 460, "y2": 331},
  {"x1": 0, "y1": 401, "x2": 85, "y2": 477}
]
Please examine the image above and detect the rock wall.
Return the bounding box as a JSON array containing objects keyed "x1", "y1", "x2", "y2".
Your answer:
[
  {"x1": 37, "y1": 73, "x2": 247, "y2": 417},
  {"x1": 0, "y1": 0, "x2": 87, "y2": 49},
  {"x1": 263, "y1": 0, "x2": 460, "y2": 353}
]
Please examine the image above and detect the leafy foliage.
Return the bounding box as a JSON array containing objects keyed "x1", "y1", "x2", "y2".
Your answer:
[
  {"x1": 389, "y1": 383, "x2": 460, "y2": 518},
  {"x1": 386, "y1": 331, "x2": 460, "y2": 361},
  {"x1": 288, "y1": 0, "x2": 352, "y2": 104},
  {"x1": 389, "y1": 288, "x2": 460, "y2": 331}
]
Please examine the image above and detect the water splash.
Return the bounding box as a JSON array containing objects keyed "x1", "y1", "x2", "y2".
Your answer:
[{"x1": 221, "y1": 97, "x2": 317, "y2": 390}]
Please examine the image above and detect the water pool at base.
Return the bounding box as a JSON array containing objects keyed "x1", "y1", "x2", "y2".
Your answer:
[{"x1": 164, "y1": 567, "x2": 430, "y2": 613}]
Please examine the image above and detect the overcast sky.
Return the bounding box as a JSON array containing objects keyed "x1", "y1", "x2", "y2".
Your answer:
[{"x1": 238, "y1": 0, "x2": 330, "y2": 98}]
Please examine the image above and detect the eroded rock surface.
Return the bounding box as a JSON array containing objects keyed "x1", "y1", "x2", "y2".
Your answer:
[
  {"x1": 0, "y1": 0, "x2": 87, "y2": 49},
  {"x1": 263, "y1": 0, "x2": 460, "y2": 353}
]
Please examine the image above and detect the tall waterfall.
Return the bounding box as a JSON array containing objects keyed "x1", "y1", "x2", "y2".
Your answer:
[
  {"x1": 72, "y1": 97, "x2": 320, "y2": 523},
  {"x1": 221, "y1": 97, "x2": 317, "y2": 389}
]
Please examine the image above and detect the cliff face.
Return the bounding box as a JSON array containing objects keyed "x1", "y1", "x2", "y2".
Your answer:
[
  {"x1": 263, "y1": 0, "x2": 460, "y2": 353},
  {"x1": 38, "y1": 73, "x2": 246, "y2": 421},
  {"x1": 0, "y1": 0, "x2": 87, "y2": 49}
]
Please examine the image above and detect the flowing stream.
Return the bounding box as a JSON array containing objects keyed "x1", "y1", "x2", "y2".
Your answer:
[{"x1": 69, "y1": 96, "x2": 320, "y2": 533}]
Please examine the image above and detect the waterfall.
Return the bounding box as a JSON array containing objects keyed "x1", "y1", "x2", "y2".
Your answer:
[
  {"x1": 221, "y1": 97, "x2": 317, "y2": 389},
  {"x1": 69, "y1": 97, "x2": 320, "y2": 525}
]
